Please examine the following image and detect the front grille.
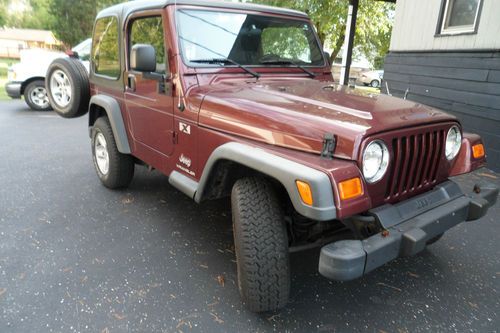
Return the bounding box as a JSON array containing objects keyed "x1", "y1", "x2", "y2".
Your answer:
[{"x1": 385, "y1": 129, "x2": 446, "y2": 200}]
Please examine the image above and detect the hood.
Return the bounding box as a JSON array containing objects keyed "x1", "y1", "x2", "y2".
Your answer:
[{"x1": 196, "y1": 79, "x2": 457, "y2": 160}]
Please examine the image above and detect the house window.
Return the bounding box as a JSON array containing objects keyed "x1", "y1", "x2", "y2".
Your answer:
[{"x1": 440, "y1": 0, "x2": 482, "y2": 34}]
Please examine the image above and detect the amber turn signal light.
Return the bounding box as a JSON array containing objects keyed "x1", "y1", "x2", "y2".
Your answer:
[
  {"x1": 296, "y1": 180, "x2": 313, "y2": 206},
  {"x1": 339, "y1": 177, "x2": 363, "y2": 200},
  {"x1": 472, "y1": 143, "x2": 485, "y2": 159}
]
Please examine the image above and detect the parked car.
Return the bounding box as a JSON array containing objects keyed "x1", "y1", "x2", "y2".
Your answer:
[
  {"x1": 46, "y1": 0, "x2": 497, "y2": 312},
  {"x1": 4, "y1": 38, "x2": 91, "y2": 111},
  {"x1": 359, "y1": 69, "x2": 384, "y2": 88}
]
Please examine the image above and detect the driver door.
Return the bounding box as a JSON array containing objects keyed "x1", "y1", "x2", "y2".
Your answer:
[{"x1": 124, "y1": 13, "x2": 174, "y2": 159}]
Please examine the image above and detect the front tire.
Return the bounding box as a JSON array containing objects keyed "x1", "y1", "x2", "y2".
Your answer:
[
  {"x1": 231, "y1": 177, "x2": 290, "y2": 312},
  {"x1": 91, "y1": 117, "x2": 134, "y2": 189},
  {"x1": 24, "y1": 80, "x2": 51, "y2": 111},
  {"x1": 370, "y1": 79, "x2": 380, "y2": 88}
]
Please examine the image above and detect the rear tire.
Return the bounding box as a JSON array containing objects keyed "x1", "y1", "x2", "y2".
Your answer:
[
  {"x1": 46, "y1": 57, "x2": 90, "y2": 118},
  {"x1": 91, "y1": 117, "x2": 134, "y2": 189},
  {"x1": 231, "y1": 177, "x2": 290, "y2": 312},
  {"x1": 370, "y1": 79, "x2": 380, "y2": 88},
  {"x1": 24, "y1": 80, "x2": 51, "y2": 111}
]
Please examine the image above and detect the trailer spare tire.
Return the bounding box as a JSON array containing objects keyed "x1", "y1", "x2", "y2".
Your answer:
[{"x1": 46, "y1": 57, "x2": 90, "y2": 118}]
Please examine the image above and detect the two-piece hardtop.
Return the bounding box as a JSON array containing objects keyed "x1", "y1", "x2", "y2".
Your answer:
[{"x1": 45, "y1": 0, "x2": 498, "y2": 312}]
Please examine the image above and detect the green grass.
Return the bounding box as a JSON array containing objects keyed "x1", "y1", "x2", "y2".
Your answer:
[
  {"x1": 0, "y1": 77, "x2": 10, "y2": 101},
  {"x1": 0, "y1": 58, "x2": 18, "y2": 66},
  {"x1": 0, "y1": 58, "x2": 19, "y2": 100},
  {"x1": 355, "y1": 85, "x2": 381, "y2": 94}
]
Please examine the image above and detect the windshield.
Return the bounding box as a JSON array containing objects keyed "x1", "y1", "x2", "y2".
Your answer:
[{"x1": 177, "y1": 9, "x2": 325, "y2": 67}]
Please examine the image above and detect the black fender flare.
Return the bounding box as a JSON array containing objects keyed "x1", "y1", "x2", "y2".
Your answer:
[
  {"x1": 169, "y1": 142, "x2": 337, "y2": 221},
  {"x1": 88, "y1": 94, "x2": 131, "y2": 154}
]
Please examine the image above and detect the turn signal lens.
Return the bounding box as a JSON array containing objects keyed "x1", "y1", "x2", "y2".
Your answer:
[
  {"x1": 296, "y1": 180, "x2": 313, "y2": 206},
  {"x1": 472, "y1": 144, "x2": 485, "y2": 159},
  {"x1": 339, "y1": 177, "x2": 363, "y2": 200}
]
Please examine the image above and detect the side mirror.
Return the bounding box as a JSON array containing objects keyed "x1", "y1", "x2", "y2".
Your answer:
[
  {"x1": 324, "y1": 51, "x2": 331, "y2": 66},
  {"x1": 131, "y1": 44, "x2": 156, "y2": 72}
]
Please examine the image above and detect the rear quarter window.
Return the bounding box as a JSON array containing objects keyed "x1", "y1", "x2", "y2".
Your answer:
[{"x1": 92, "y1": 16, "x2": 120, "y2": 78}]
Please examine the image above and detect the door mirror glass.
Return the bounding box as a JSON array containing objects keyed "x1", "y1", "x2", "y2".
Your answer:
[{"x1": 130, "y1": 44, "x2": 157, "y2": 72}]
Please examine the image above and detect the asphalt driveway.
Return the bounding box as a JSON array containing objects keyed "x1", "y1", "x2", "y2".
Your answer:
[{"x1": 0, "y1": 100, "x2": 499, "y2": 332}]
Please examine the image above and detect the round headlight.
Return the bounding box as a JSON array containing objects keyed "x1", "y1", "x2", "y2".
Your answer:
[
  {"x1": 445, "y1": 126, "x2": 462, "y2": 160},
  {"x1": 362, "y1": 140, "x2": 389, "y2": 183}
]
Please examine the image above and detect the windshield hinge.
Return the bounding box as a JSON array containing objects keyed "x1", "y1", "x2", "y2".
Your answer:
[{"x1": 321, "y1": 133, "x2": 336, "y2": 160}]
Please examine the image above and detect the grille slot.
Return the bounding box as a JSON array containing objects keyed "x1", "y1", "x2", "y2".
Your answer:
[{"x1": 385, "y1": 129, "x2": 445, "y2": 200}]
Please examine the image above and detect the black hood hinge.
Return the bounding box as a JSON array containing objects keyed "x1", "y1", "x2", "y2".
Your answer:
[{"x1": 321, "y1": 133, "x2": 336, "y2": 160}]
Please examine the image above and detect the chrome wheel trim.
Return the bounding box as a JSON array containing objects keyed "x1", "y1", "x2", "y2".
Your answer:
[
  {"x1": 50, "y1": 69, "x2": 72, "y2": 108},
  {"x1": 94, "y1": 133, "x2": 109, "y2": 175},
  {"x1": 30, "y1": 87, "x2": 50, "y2": 108}
]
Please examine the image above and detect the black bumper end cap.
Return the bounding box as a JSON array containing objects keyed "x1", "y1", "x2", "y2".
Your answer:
[
  {"x1": 319, "y1": 240, "x2": 366, "y2": 281},
  {"x1": 467, "y1": 184, "x2": 498, "y2": 221},
  {"x1": 401, "y1": 228, "x2": 427, "y2": 256}
]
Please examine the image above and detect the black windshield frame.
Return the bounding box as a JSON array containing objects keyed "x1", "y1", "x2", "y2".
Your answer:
[{"x1": 175, "y1": 8, "x2": 327, "y2": 69}]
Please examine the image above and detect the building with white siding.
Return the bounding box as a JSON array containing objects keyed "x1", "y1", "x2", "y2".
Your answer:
[{"x1": 383, "y1": 0, "x2": 500, "y2": 171}]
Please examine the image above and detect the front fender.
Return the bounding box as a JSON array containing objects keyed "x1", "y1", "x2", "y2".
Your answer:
[{"x1": 194, "y1": 142, "x2": 337, "y2": 221}]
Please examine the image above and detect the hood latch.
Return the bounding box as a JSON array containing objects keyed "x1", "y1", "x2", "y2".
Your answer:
[{"x1": 321, "y1": 133, "x2": 336, "y2": 160}]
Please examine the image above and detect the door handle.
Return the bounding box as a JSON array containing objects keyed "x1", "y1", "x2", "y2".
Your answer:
[{"x1": 127, "y1": 74, "x2": 136, "y2": 92}]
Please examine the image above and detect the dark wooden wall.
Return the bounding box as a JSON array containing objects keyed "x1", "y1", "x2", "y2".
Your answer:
[{"x1": 383, "y1": 51, "x2": 500, "y2": 172}]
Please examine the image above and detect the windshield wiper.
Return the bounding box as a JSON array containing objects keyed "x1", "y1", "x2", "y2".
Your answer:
[
  {"x1": 260, "y1": 59, "x2": 316, "y2": 78},
  {"x1": 191, "y1": 58, "x2": 260, "y2": 79}
]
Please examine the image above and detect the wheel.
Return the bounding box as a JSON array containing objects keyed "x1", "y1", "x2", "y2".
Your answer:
[
  {"x1": 426, "y1": 233, "x2": 444, "y2": 245},
  {"x1": 231, "y1": 177, "x2": 290, "y2": 312},
  {"x1": 370, "y1": 79, "x2": 380, "y2": 88},
  {"x1": 24, "y1": 80, "x2": 51, "y2": 111},
  {"x1": 91, "y1": 117, "x2": 134, "y2": 189},
  {"x1": 46, "y1": 57, "x2": 90, "y2": 118}
]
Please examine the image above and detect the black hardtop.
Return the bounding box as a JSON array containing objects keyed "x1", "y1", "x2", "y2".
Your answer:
[{"x1": 96, "y1": 0, "x2": 309, "y2": 22}]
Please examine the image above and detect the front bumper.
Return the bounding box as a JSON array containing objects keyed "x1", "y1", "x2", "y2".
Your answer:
[
  {"x1": 5, "y1": 82, "x2": 22, "y2": 99},
  {"x1": 319, "y1": 180, "x2": 498, "y2": 281}
]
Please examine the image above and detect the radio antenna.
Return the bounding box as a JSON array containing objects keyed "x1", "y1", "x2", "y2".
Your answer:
[{"x1": 174, "y1": 0, "x2": 185, "y2": 111}]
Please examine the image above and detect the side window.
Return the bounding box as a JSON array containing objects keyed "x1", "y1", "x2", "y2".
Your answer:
[
  {"x1": 92, "y1": 16, "x2": 120, "y2": 78},
  {"x1": 129, "y1": 16, "x2": 166, "y2": 74}
]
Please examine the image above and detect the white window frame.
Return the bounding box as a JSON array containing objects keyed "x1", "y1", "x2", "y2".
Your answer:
[{"x1": 440, "y1": 0, "x2": 482, "y2": 35}]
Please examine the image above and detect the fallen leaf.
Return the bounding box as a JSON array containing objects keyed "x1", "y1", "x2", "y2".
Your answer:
[
  {"x1": 217, "y1": 275, "x2": 225, "y2": 287},
  {"x1": 267, "y1": 314, "x2": 280, "y2": 322},
  {"x1": 101, "y1": 328, "x2": 109, "y2": 333},
  {"x1": 18, "y1": 272, "x2": 26, "y2": 280},
  {"x1": 210, "y1": 312, "x2": 224, "y2": 324},
  {"x1": 408, "y1": 272, "x2": 419, "y2": 278},
  {"x1": 376, "y1": 282, "x2": 402, "y2": 292},
  {"x1": 121, "y1": 196, "x2": 135, "y2": 204},
  {"x1": 113, "y1": 313, "x2": 126, "y2": 320},
  {"x1": 63, "y1": 267, "x2": 72, "y2": 273},
  {"x1": 468, "y1": 302, "x2": 479, "y2": 309},
  {"x1": 0, "y1": 288, "x2": 6, "y2": 297},
  {"x1": 477, "y1": 173, "x2": 497, "y2": 180},
  {"x1": 200, "y1": 264, "x2": 208, "y2": 269},
  {"x1": 81, "y1": 276, "x2": 88, "y2": 283}
]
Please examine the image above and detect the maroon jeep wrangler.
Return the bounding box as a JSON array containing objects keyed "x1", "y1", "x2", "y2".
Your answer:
[{"x1": 46, "y1": 0, "x2": 498, "y2": 312}]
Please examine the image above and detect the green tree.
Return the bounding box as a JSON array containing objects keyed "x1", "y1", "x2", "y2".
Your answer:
[
  {"x1": 0, "y1": 0, "x2": 10, "y2": 27},
  {"x1": 248, "y1": 0, "x2": 394, "y2": 67},
  {"x1": 48, "y1": 0, "x2": 124, "y2": 47},
  {"x1": 6, "y1": 0, "x2": 54, "y2": 30}
]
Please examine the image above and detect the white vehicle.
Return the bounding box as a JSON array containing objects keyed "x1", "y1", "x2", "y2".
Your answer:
[
  {"x1": 5, "y1": 39, "x2": 91, "y2": 111},
  {"x1": 358, "y1": 69, "x2": 384, "y2": 88}
]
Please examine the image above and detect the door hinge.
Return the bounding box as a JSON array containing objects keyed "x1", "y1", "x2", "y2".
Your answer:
[
  {"x1": 172, "y1": 131, "x2": 178, "y2": 144},
  {"x1": 321, "y1": 133, "x2": 336, "y2": 160}
]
